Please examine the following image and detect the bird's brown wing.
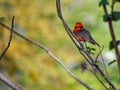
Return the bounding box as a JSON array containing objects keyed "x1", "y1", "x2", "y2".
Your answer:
[
  {"x1": 74, "y1": 29, "x2": 91, "y2": 42},
  {"x1": 74, "y1": 28, "x2": 100, "y2": 47}
]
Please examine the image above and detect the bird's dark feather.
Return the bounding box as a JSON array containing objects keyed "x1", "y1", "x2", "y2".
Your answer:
[{"x1": 74, "y1": 28, "x2": 100, "y2": 47}]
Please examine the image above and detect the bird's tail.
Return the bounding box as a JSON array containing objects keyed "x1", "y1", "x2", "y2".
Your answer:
[{"x1": 90, "y1": 39, "x2": 100, "y2": 47}]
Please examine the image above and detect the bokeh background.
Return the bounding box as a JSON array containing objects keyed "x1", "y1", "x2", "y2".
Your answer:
[{"x1": 0, "y1": 0, "x2": 120, "y2": 90}]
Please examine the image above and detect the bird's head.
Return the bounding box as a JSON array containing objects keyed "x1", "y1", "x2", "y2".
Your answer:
[
  {"x1": 75, "y1": 22, "x2": 83, "y2": 28},
  {"x1": 74, "y1": 22, "x2": 83, "y2": 30}
]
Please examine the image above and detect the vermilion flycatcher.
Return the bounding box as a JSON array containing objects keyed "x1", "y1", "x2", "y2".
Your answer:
[{"x1": 73, "y1": 22, "x2": 100, "y2": 47}]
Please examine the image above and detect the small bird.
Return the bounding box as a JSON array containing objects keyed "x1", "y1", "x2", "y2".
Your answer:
[{"x1": 73, "y1": 22, "x2": 100, "y2": 47}]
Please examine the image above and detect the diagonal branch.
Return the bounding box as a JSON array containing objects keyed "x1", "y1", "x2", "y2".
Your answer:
[
  {"x1": 56, "y1": 0, "x2": 94, "y2": 64},
  {"x1": 0, "y1": 21, "x2": 92, "y2": 90},
  {"x1": 0, "y1": 73, "x2": 23, "y2": 90},
  {"x1": 56, "y1": 0, "x2": 83, "y2": 50}
]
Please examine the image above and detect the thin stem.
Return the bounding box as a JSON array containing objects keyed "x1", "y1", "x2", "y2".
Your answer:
[
  {"x1": 93, "y1": 71, "x2": 108, "y2": 90},
  {"x1": 95, "y1": 46, "x2": 108, "y2": 77},
  {"x1": 111, "y1": 0, "x2": 115, "y2": 15},
  {"x1": 103, "y1": 4, "x2": 120, "y2": 75},
  {"x1": 0, "y1": 16, "x2": 15, "y2": 60},
  {"x1": 0, "y1": 16, "x2": 23, "y2": 90}
]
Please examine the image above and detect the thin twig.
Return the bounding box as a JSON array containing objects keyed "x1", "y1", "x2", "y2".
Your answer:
[
  {"x1": 0, "y1": 21, "x2": 92, "y2": 90},
  {"x1": 0, "y1": 16, "x2": 23, "y2": 90},
  {"x1": 0, "y1": 16, "x2": 15, "y2": 60},
  {"x1": 95, "y1": 46, "x2": 104, "y2": 62},
  {"x1": 93, "y1": 71, "x2": 108, "y2": 90},
  {"x1": 94, "y1": 46, "x2": 108, "y2": 76},
  {"x1": 111, "y1": 0, "x2": 115, "y2": 16},
  {"x1": 95, "y1": 45, "x2": 108, "y2": 77},
  {"x1": 0, "y1": 73, "x2": 23, "y2": 90},
  {"x1": 100, "y1": 48, "x2": 109, "y2": 77}
]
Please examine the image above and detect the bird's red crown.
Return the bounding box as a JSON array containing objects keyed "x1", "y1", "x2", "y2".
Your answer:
[{"x1": 75, "y1": 22, "x2": 83, "y2": 27}]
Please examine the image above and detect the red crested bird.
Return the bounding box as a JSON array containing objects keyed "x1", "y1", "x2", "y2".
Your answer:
[{"x1": 73, "y1": 22, "x2": 100, "y2": 47}]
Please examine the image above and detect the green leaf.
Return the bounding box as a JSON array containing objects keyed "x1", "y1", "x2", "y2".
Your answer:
[
  {"x1": 99, "y1": 0, "x2": 109, "y2": 7},
  {"x1": 103, "y1": 14, "x2": 110, "y2": 22},
  {"x1": 0, "y1": 17, "x2": 5, "y2": 22},
  {"x1": 112, "y1": 11, "x2": 120, "y2": 21},
  {"x1": 103, "y1": 12, "x2": 120, "y2": 22},
  {"x1": 117, "y1": 40, "x2": 120, "y2": 45},
  {"x1": 116, "y1": 0, "x2": 120, "y2": 2},
  {"x1": 86, "y1": 47, "x2": 96, "y2": 55},
  {"x1": 109, "y1": 40, "x2": 120, "y2": 50},
  {"x1": 108, "y1": 59, "x2": 116, "y2": 66},
  {"x1": 109, "y1": 41, "x2": 114, "y2": 50}
]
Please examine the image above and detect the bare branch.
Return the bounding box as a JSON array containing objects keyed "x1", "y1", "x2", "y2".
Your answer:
[
  {"x1": 0, "y1": 21, "x2": 92, "y2": 90},
  {"x1": 56, "y1": 0, "x2": 83, "y2": 50},
  {"x1": 0, "y1": 16, "x2": 15, "y2": 60},
  {"x1": 0, "y1": 73, "x2": 23, "y2": 90}
]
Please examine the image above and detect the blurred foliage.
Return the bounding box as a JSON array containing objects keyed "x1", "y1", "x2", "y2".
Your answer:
[
  {"x1": 112, "y1": 11, "x2": 120, "y2": 21},
  {"x1": 108, "y1": 59, "x2": 116, "y2": 66},
  {"x1": 0, "y1": 0, "x2": 120, "y2": 90},
  {"x1": 109, "y1": 40, "x2": 120, "y2": 50},
  {"x1": 99, "y1": 0, "x2": 109, "y2": 6},
  {"x1": 116, "y1": 0, "x2": 120, "y2": 2},
  {"x1": 0, "y1": 17, "x2": 5, "y2": 22}
]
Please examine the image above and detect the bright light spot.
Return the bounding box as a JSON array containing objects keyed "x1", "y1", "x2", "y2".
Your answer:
[{"x1": 104, "y1": 52, "x2": 115, "y2": 60}]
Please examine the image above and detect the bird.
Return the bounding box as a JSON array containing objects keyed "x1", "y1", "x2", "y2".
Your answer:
[{"x1": 73, "y1": 22, "x2": 100, "y2": 47}]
